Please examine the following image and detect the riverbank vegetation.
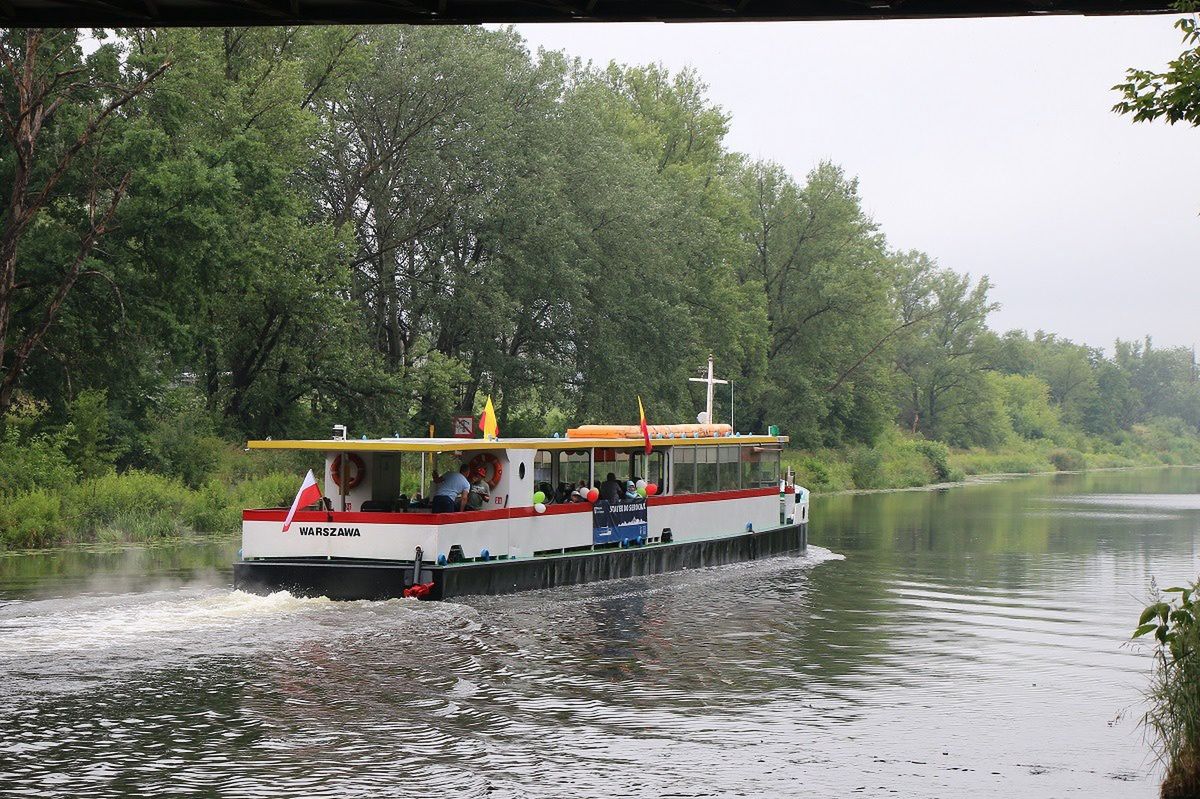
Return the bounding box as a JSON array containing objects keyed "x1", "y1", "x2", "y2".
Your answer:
[
  {"x1": 1, "y1": 27, "x2": 1199, "y2": 548},
  {"x1": 1133, "y1": 584, "x2": 1200, "y2": 799}
]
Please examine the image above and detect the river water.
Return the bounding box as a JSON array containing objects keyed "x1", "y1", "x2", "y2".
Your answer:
[{"x1": 1, "y1": 468, "x2": 1197, "y2": 798}]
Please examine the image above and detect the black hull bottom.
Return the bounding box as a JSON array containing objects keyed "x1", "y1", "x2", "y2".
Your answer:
[{"x1": 233, "y1": 522, "x2": 807, "y2": 601}]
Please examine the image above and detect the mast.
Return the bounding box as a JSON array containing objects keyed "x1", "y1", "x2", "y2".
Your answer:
[{"x1": 689, "y1": 354, "x2": 728, "y2": 424}]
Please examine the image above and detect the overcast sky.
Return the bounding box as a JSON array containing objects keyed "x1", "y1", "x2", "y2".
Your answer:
[{"x1": 511, "y1": 16, "x2": 1200, "y2": 353}]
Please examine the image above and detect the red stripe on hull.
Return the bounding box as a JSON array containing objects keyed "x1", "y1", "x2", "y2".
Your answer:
[{"x1": 243, "y1": 486, "x2": 778, "y2": 525}]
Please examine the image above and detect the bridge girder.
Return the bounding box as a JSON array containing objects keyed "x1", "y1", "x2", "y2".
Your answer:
[{"x1": 0, "y1": 0, "x2": 1177, "y2": 28}]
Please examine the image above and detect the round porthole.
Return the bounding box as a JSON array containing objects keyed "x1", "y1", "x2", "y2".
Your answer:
[{"x1": 519, "y1": 463, "x2": 526, "y2": 479}]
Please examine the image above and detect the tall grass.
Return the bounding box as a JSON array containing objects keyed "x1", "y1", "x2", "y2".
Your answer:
[
  {"x1": 1133, "y1": 584, "x2": 1200, "y2": 798},
  {"x1": 0, "y1": 468, "x2": 301, "y2": 549}
]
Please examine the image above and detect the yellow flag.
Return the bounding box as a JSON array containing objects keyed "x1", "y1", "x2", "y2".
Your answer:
[{"x1": 479, "y1": 396, "x2": 499, "y2": 440}]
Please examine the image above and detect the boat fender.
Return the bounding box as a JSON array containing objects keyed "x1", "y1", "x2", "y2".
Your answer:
[
  {"x1": 330, "y1": 453, "x2": 366, "y2": 490},
  {"x1": 467, "y1": 452, "x2": 503, "y2": 490},
  {"x1": 620, "y1": 538, "x2": 628, "y2": 548},
  {"x1": 437, "y1": 553, "x2": 448, "y2": 566},
  {"x1": 745, "y1": 521, "x2": 754, "y2": 533},
  {"x1": 480, "y1": 548, "x2": 491, "y2": 561}
]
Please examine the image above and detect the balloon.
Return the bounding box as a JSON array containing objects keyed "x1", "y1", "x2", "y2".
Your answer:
[
  {"x1": 635, "y1": 479, "x2": 647, "y2": 490},
  {"x1": 532, "y1": 490, "x2": 545, "y2": 504},
  {"x1": 646, "y1": 483, "x2": 659, "y2": 496},
  {"x1": 586, "y1": 488, "x2": 599, "y2": 502},
  {"x1": 636, "y1": 487, "x2": 647, "y2": 498},
  {"x1": 534, "y1": 502, "x2": 546, "y2": 514}
]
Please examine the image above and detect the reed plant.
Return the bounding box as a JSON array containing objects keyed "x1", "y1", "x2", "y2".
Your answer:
[{"x1": 1133, "y1": 583, "x2": 1200, "y2": 798}]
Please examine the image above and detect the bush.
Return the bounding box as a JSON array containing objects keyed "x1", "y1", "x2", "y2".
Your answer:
[
  {"x1": 67, "y1": 388, "x2": 120, "y2": 479},
  {"x1": 0, "y1": 426, "x2": 76, "y2": 495},
  {"x1": 141, "y1": 388, "x2": 227, "y2": 488},
  {"x1": 1048, "y1": 448, "x2": 1086, "y2": 472},
  {"x1": 0, "y1": 490, "x2": 67, "y2": 549},
  {"x1": 64, "y1": 471, "x2": 191, "y2": 540},
  {"x1": 850, "y1": 447, "x2": 884, "y2": 490},
  {"x1": 913, "y1": 439, "x2": 953, "y2": 482}
]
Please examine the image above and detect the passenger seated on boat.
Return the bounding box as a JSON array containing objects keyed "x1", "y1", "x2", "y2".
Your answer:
[
  {"x1": 432, "y1": 464, "x2": 471, "y2": 513},
  {"x1": 623, "y1": 480, "x2": 639, "y2": 500},
  {"x1": 600, "y1": 473, "x2": 623, "y2": 502},
  {"x1": 467, "y1": 468, "x2": 491, "y2": 510},
  {"x1": 568, "y1": 480, "x2": 588, "y2": 502}
]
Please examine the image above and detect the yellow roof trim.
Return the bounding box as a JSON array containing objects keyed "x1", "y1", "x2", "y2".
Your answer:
[{"x1": 247, "y1": 435, "x2": 786, "y2": 453}]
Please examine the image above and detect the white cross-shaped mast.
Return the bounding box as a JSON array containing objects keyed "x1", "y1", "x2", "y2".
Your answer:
[{"x1": 688, "y1": 354, "x2": 728, "y2": 424}]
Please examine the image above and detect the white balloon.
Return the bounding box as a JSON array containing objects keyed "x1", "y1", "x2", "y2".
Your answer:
[
  {"x1": 533, "y1": 502, "x2": 547, "y2": 514},
  {"x1": 635, "y1": 479, "x2": 647, "y2": 490}
]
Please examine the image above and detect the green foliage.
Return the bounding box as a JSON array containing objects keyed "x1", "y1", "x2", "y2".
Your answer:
[
  {"x1": 993, "y1": 373, "x2": 1062, "y2": 441},
  {"x1": 65, "y1": 471, "x2": 191, "y2": 540},
  {"x1": 1047, "y1": 448, "x2": 1086, "y2": 472},
  {"x1": 850, "y1": 447, "x2": 885, "y2": 490},
  {"x1": 1132, "y1": 581, "x2": 1200, "y2": 798},
  {"x1": 1114, "y1": 11, "x2": 1200, "y2": 126},
  {"x1": 0, "y1": 399, "x2": 76, "y2": 495},
  {"x1": 140, "y1": 388, "x2": 226, "y2": 488},
  {"x1": 67, "y1": 389, "x2": 120, "y2": 479},
  {"x1": 0, "y1": 490, "x2": 66, "y2": 549},
  {"x1": 912, "y1": 439, "x2": 956, "y2": 482}
]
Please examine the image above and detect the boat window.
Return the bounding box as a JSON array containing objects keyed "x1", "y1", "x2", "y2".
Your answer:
[
  {"x1": 672, "y1": 446, "x2": 696, "y2": 494},
  {"x1": 695, "y1": 446, "x2": 719, "y2": 493},
  {"x1": 717, "y1": 444, "x2": 741, "y2": 491},
  {"x1": 558, "y1": 450, "x2": 591, "y2": 501},
  {"x1": 534, "y1": 450, "x2": 554, "y2": 503},
  {"x1": 742, "y1": 446, "x2": 781, "y2": 488},
  {"x1": 632, "y1": 450, "x2": 665, "y2": 494}
]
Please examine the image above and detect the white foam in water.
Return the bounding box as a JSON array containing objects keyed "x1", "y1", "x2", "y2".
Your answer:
[{"x1": 0, "y1": 588, "x2": 342, "y2": 657}]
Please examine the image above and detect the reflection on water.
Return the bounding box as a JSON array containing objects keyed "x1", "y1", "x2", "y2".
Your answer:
[{"x1": 1, "y1": 468, "x2": 1198, "y2": 798}]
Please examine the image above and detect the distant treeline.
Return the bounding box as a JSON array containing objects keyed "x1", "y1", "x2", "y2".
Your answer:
[{"x1": 1, "y1": 26, "x2": 1198, "y2": 476}]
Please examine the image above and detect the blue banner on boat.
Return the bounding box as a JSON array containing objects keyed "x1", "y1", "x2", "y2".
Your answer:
[{"x1": 592, "y1": 499, "x2": 648, "y2": 545}]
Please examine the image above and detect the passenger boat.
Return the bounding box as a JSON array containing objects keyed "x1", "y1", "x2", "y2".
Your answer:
[{"x1": 233, "y1": 422, "x2": 809, "y2": 601}]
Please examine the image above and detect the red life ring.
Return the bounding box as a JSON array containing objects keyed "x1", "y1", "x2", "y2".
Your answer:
[
  {"x1": 330, "y1": 453, "x2": 366, "y2": 490},
  {"x1": 467, "y1": 452, "x2": 503, "y2": 490}
]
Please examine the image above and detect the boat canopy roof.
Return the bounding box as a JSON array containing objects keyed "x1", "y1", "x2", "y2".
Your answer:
[{"x1": 248, "y1": 433, "x2": 785, "y2": 454}]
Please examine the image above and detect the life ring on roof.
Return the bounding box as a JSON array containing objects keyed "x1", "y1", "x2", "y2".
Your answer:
[
  {"x1": 467, "y1": 452, "x2": 503, "y2": 490},
  {"x1": 330, "y1": 453, "x2": 366, "y2": 490}
]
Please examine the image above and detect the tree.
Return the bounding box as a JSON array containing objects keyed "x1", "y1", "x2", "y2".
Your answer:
[
  {"x1": 893, "y1": 263, "x2": 1000, "y2": 446},
  {"x1": 1113, "y1": 6, "x2": 1200, "y2": 125},
  {"x1": 0, "y1": 29, "x2": 168, "y2": 422}
]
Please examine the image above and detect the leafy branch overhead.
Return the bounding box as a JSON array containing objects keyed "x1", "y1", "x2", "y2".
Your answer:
[{"x1": 1113, "y1": 4, "x2": 1200, "y2": 124}]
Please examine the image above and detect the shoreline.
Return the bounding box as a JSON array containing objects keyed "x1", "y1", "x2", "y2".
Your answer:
[{"x1": 813, "y1": 463, "x2": 1199, "y2": 498}]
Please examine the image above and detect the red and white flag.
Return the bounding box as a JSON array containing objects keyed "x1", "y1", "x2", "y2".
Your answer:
[{"x1": 282, "y1": 469, "x2": 321, "y2": 533}]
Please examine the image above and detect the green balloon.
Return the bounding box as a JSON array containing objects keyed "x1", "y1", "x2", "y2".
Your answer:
[
  {"x1": 532, "y1": 490, "x2": 546, "y2": 504},
  {"x1": 636, "y1": 486, "x2": 647, "y2": 498}
]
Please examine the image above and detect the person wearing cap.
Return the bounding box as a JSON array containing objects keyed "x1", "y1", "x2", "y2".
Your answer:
[
  {"x1": 467, "y1": 466, "x2": 491, "y2": 510},
  {"x1": 623, "y1": 480, "x2": 639, "y2": 501}
]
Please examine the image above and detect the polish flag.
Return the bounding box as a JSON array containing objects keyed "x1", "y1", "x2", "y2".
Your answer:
[{"x1": 282, "y1": 469, "x2": 321, "y2": 533}]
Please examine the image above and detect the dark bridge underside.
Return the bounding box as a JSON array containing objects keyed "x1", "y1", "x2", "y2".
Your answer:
[{"x1": 0, "y1": 0, "x2": 1175, "y2": 28}]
